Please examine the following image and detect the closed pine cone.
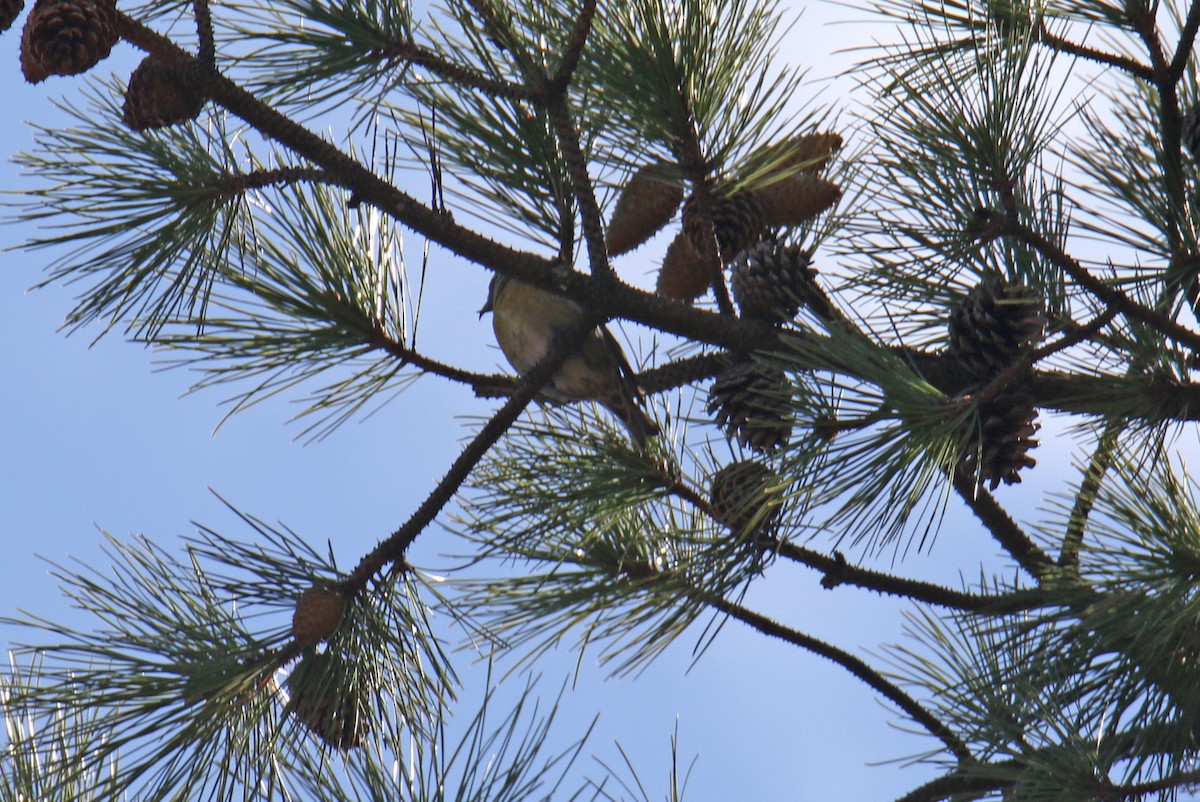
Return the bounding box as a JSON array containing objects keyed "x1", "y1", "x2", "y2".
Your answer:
[{"x1": 123, "y1": 54, "x2": 207, "y2": 131}]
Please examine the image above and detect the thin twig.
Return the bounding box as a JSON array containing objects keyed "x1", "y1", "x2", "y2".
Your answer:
[
  {"x1": 952, "y1": 474, "x2": 1056, "y2": 579},
  {"x1": 894, "y1": 770, "x2": 1008, "y2": 802},
  {"x1": 343, "y1": 313, "x2": 602, "y2": 593},
  {"x1": 1097, "y1": 767, "x2": 1200, "y2": 800},
  {"x1": 705, "y1": 594, "x2": 974, "y2": 763},
  {"x1": 1000, "y1": 218, "x2": 1200, "y2": 352},
  {"x1": 1037, "y1": 20, "x2": 1154, "y2": 80},
  {"x1": 683, "y1": 180, "x2": 735, "y2": 316},
  {"x1": 1169, "y1": 0, "x2": 1200, "y2": 82},
  {"x1": 549, "y1": 0, "x2": 597, "y2": 92},
  {"x1": 662, "y1": 466, "x2": 1051, "y2": 613},
  {"x1": 773, "y1": 542, "x2": 1053, "y2": 614},
  {"x1": 1059, "y1": 422, "x2": 1122, "y2": 569},
  {"x1": 365, "y1": 329, "x2": 506, "y2": 388},
  {"x1": 384, "y1": 38, "x2": 531, "y2": 101},
  {"x1": 193, "y1": 0, "x2": 215, "y2": 67},
  {"x1": 545, "y1": 97, "x2": 612, "y2": 281},
  {"x1": 966, "y1": 308, "x2": 1119, "y2": 411},
  {"x1": 209, "y1": 166, "x2": 339, "y2": 198}
]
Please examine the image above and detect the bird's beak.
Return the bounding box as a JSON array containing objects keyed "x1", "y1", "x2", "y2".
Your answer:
[{"x1": 478, "y1": 275, "x2": 498, "y2": 317}]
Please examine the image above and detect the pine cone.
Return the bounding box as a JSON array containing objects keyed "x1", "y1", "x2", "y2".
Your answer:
[
  {"x1": 1, "y1": 0, "x2": 24, "y2": 34},
  {"x1": 707, "y1": 359, "x2": 792, "y2": 453},
  {"x1": 291, "y1": 586, "x2": 346, "y2": 647},
  {"x1": 959, "y1": 384, "x2": 1040, "y2": 490},
  {"x1": 286, "y1": 651, "x2": 368, "y2": 750},
  {"x1": 656, "y1": 230, "x2": 710, "y2": 302},
  {"x1": 730, "y1": 239, "x2": 816, "y2": 323},
  {"x1": 710, "y1": 459, "x2": 781, "y2": 536},
  {"x1": 123, "y1": 53, "x2": 206, "y2": 131},
  {"x1": 607, "y1": 163, "x2": 683, "y2": 256},
  {"x1": 20, "y1": 0, "x2": 117, "y2": 82},
  {"x1": 1184, "y1": 103, "x2": 1200, "y2": 161},
  {"x1": 752, "y1": 173, "x2": 841, "y2": 228},
  {"x1": 19, "y1": 18, "x2": 48, "y2": 83},
  {"x1": 948, "y1": 277, "x2": 1046, "y2": 377},
  {"x1": 743, "y1": 132, "x2": 843, "y2": 178},
  {"x1": 682, "y1": 191, "x2": 766, "y2": 263}
]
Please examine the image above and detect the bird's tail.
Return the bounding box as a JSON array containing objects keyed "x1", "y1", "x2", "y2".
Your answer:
[{"x1": 607, "y1": 397, "x2": 660, "y2": 448}]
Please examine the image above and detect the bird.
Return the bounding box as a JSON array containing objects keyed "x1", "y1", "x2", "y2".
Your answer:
[{"x1": 480, "y1": 273, "x2": 659, "y2": 447}]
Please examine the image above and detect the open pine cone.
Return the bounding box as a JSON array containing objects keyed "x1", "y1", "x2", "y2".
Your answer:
[
  {"x1": 730, "y1": 239, "x2": 816, "y2": 323},
  {"x1": 707, "y1": 358, "x2": 792, "y2": 453},
  {"x1": 959, "y1": 383, "x2": 1040, "y2": 490},
  {"x1": 1, "y1": 0, "x2": 24, "y2": 34},
  {"x1": 681, "y1": 191, "x2": 766, "y2": 263},
  {"x1": 20, "y1": 0, "x2": 117, "y2": 82},
  {"x1": 948, "y1": 276, "x2": 1046, "y2": 378}
]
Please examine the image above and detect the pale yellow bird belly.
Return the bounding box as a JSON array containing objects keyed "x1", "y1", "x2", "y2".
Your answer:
[{"x1": 491, "y1": 284, "x2": 618, "y2": 402}]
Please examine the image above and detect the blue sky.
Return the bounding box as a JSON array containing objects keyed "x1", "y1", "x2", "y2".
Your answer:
[{"x1": 0, "y1": 3, "x2": 1098, "y2": 799}]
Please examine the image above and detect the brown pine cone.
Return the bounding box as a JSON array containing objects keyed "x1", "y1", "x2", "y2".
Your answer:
[
  {"x1": 682, "y1": 191, "x2": 766, "y2": 263},
  {"x1": 742, "y1": 131, "x2": 843, "y2": 178},
  {"x1": 707, "y1": 358, "x2": 792, "y2": 453},
  {"x1": 730, "y1": 239, "x2": 816, "y2": 323},
  {"x1": 959, "y1": 384, "x2": 1040, "y2": 490},
  {"x1": 656, "y1": 230, "x2": 710, "y2": 302},
  {"x1": 1, "y1": 0, "x2": 25, "y2": 34},
  {"x1": 20, "y1": 0, "x2": 117, "y2": 82},
  {"x1": 710, "y1": 459, "x2": 781, "y2": 535},
  {"x1": 607, "y1": 163, "x2": 683, "y2": 256},
  {"x1": 123, "y1": 53, "x2": 207, "y2": 131},
  {"x1": 291, "y1": 586, "x2": 347, "y2": 647},
  {"x1": 752, "y1": 173, "x2": 841, "y2": 228},
  {"x1": 948, "y1": 276, "x2": 1046, "y2": 378}
]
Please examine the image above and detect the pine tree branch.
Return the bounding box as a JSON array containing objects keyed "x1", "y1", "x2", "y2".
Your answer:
[
  {"x1": 703, "y1": 594, "x2": 974, "y2": 763},
  {"x1": 114, "y1": 12, "x2": 560, "y2": 288},
  {"x1": 209, "y1": 166, "x2": 342, "y2": 197},
  {"x1": 545, "y1": 95, "x2": 611, "y2": 281},
  {"x1": 1099, "y1": 768, "x2": 1200, "y2": 800},
  {"x1": 664, "y1": 466, "x2": 1047, "y2": 615},
  {"x1": 365, "y1": 328, "x2": 504, "y2": 388},
  {"x1": 549, "y1": 0, "x2": 597, "y2": 92},
  {"x1": 342, "y1": 313, "x2": 601, "y2": 593},
  {"x1": 895, "y1": 741, "x2": 1200, "y2": 802},
  {"x1": 193, "y1": 0, "x2": 215, "y2": 68},
  {"x1": 951, "y1": 474, "x2": 1055, "y2": 579},
  {"x1": 1130, "y1": 5, "x2": 1189, "y2": 251},
  {"x1": 1058, "y1": 421, "x2": 1122, "y2": 569},
  {"x1": 894, "y1": 770, "x2": 1006, "y2": 802},
  {"x1": 1169, "y1": 0, "x2": 1200, "y2": 82},
  {"x1": 1036, "y1": 20, "x2": 1154, "y2": 80},
  {"x1": 1130, "y1": 1, "x2": 1169, "y2": 75},
  {"x1": 772, "y1": 543, "x2": 1054, "y2": 614},
  {"x1": 117, "y1": 8, "x2": 793, "y2": 357},
  {"x1": 996, "y1": 217, "x2": 1200, "y2": 351},
  {"x1": 383, "y1": 38, "x2": 530, "y2": 101},
  {"x1": 635, "y1": 353, "x2": 728, "y2": 395}
]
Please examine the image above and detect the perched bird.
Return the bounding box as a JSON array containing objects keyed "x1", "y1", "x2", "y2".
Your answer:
[{"x1": 480, "y1": 273, "x2": 659, "y2": 447}]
